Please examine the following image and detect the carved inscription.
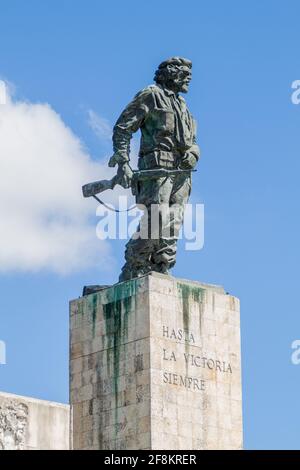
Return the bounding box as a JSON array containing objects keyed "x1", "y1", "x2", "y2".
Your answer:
[{"x1": 162, "y1": 325, "x2": 233, "y2": 391}]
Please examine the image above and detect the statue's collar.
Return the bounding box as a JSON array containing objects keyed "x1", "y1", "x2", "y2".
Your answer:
[
  {"x1": 163, "y1": 87, "x2": 176, "y2": 97},
  {"x1": 157, "y1": 85, "x2": 186, "y2": 107},
  {"x1": 158, "y1": 84, "x2": 177, "y2": 97}
]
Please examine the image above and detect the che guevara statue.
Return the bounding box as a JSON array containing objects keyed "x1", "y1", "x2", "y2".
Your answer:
[{"x1": 83, "y1": 57, "x2": 200, "y2": 282}]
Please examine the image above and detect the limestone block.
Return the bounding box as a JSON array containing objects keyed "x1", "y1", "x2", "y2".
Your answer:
[
  {"x1": 0, "y1": 392, "x2": 70, "y2": 450},
  {"x1": 70, "y1": 273, "x2": 242, "y2": 450}
]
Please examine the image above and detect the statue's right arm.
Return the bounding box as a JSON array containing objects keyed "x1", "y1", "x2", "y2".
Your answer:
[{"x1": 109, "y1": 87, "x2": 155, "y2": 167}]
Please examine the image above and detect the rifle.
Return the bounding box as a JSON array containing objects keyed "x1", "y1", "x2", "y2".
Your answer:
[{"x1": 82, "y1": 168, "x2": 195, "y2": 198}]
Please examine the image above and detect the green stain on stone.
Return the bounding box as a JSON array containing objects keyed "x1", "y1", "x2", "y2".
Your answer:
[
  {"x1": 177, "y1": 282, "x2": 205, "y2": 370},
  {"x1": 92, "y1": 294, "x2": 98, "y2": 336},
  {"x1": 104, "y1": 280, "x2": 137, "y2": 305},
  {"x1": 77, "y1": 302, "x2": 84, "y2": 316},
  {"x1": 87, "y1": 294, "x2": 98, "y2": 337},
  {"x1": 102, "y1": 280, "x2": 136, "y2": 441},
  {"x1": 177, "y1": 282, "x2": 204, "y2": 329}
]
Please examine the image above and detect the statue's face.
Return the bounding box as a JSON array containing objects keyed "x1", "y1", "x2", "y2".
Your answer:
[
  {"x1": 168, "y1": 65, "x2": 192, "y2": 94},
  {"x1": 155, "y1": 64, "x2": 192, "y2": 93}
]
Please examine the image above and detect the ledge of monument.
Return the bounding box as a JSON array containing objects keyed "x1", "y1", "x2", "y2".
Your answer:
[
  {"x1": 147, "y1": 271, "x2": 225, "y2": 294},
  {"x1": 115, "y1": 271, "x2": 226, "y2": 295},
  {"x1": 82, "y1": 285, "x2": 111, "y2": 296},
  {"x1": 77, "y1": 272, "x2": 227, "y2": 300}
]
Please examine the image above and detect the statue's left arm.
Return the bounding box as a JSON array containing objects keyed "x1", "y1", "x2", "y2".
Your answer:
[{"x1": 180, "y1": 115, "x2": 201, "y2": 169}]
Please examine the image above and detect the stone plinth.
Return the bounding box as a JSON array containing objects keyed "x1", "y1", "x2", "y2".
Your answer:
[{"x1": 70, "y1": 273, "x2": 242, "y2": 450}]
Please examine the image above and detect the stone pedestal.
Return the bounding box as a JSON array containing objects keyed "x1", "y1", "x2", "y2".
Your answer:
[{"x1": 70, "y1": 273, "x2": 242, "y2": 450}]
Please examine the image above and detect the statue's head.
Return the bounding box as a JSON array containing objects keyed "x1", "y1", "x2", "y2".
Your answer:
[{"x1": 154, "y1": 57, "x2": 192, "y2": 94}]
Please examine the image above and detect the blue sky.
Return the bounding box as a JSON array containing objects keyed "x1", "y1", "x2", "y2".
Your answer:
[{"x1": 0, "y1": 0, "x2": 300, "y2": 449}]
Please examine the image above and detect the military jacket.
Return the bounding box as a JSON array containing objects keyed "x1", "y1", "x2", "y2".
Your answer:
[{"x1": 112, "y1": 84, "x2": 199, "y2": 165}]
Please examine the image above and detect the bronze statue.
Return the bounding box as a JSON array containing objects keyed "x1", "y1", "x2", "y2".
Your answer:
[{"x1": 83, "y1": 57, "x2": 200, "y2": 281}]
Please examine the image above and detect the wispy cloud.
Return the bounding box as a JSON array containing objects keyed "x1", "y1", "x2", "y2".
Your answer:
[
  {"x1": 87, "y1": 109, "x2": 112, "y2": 140},
  {"x1": 0, "y1": 80, "x2": 6, "y2": 104},
  {"x1": 87, "y1": 107, "x2": 139, "y2": 168}
]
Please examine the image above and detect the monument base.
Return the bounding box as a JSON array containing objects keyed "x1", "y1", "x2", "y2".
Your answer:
[{"x1": 70, "y1": 273, "x2": 242, "y2": 450}]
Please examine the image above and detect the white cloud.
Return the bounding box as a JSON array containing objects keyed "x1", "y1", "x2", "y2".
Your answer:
[{"x1": 0, "y1": 88, "x2": 117, "y2": 274}]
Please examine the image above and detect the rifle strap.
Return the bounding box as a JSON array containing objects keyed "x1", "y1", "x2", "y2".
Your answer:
[
  {"x1": 91, "y1": 172, "x2": 173, "y2": 212},
  {"x1": 92, "y1": 195, "x2": 138, "y2": 213}
]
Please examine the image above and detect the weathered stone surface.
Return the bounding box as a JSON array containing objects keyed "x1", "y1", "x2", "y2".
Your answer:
[
  {"x1": 70, "y1": 272, "x2": 242, "y2": 450},
  {"x1": 0, "y1": 392, "x2": 70, "y2": 450}
]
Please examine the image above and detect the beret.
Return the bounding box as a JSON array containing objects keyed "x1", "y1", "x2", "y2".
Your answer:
[{"x1": 158, "y1": 57, "x2": 192, "y2": 69}]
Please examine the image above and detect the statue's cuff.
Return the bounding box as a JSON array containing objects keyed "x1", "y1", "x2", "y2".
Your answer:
[
  {"x1": 113, "y1": 151, "x2": 130, "y2": 164},
  {"x1": 189, "y1": 144, "x2": 200, "y2": 160}
]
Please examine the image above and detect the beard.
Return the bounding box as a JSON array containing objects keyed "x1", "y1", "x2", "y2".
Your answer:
[
  {"x1": 179, "y1": 81, "x2": 189, "y2": 93},
  {"x1": 165, "y1": 76, "x2": 190, "y2": 94}
]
